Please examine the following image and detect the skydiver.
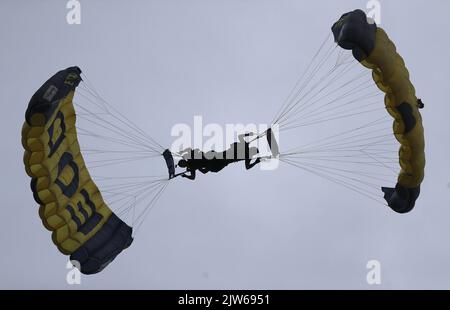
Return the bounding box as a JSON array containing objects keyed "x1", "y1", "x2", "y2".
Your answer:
[{"x1": 177, "y1": 133, "x2": 261, "y2": 180}]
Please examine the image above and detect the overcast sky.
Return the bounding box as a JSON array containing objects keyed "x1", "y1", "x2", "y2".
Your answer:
[{"x1": 1, "y1": 0, "x2": 450, "y2": 289}]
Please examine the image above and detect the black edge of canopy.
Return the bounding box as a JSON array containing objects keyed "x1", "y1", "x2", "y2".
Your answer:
[
  {"x1": 382, "y1": 184, "x2": 420, "y2": 214},
  {"x1": 25, "y1": 66, "x2": 83, "y2": 125},
  {"x1": 331, "y1": 9, "x2": 377, "y2": 62},
  {"x1": 70, "y1": 214, "x2": 134, "y2": 274}
]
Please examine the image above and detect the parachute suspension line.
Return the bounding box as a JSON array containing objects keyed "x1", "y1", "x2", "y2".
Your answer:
[
  {"x1": 102, "y1": 181, "x2": 165, "y2": 207},
  {"x1": 277, "y1": 61, "x2": 363, "y2": 121},
  {"x1": 72, "y1": 108, "x2": 162, "y2": 168},
  {"x1": 81, "y1": 154, "x2": 160, "y2": 169},
  {"x1": 75, "y1": 87, "x2": 162, "y2": 155},
  {"x1": 273, "y1": 37, "x2": 360, "y2": 127},
  {"x1": 282, "y1": 116, "x2": 388, "y2": 154},
  {"x1": 282, "y1": 157, "x2": 394, "y2": 185},
  {"x1": 279, "y1": 72, "x2": 377, "y2": 129},
  {"x1": 280, "y1": 157, "x2": 387, "y2": 206},
  {"x1": 79, "y1": 73, "x2": 162, "y2": 150},
  {"x1": 73, "y1": 106, "x2": 161, "y2": 163},
  {"x1": 273, "y1": 42, "x2": 339, "y2": 125},
  {"x1": 288, "y1": 132, "x2": 396, "y2": 156},
  {"x1": 74, "y1": 125, "x2": 153, "y2": 152},
  {"x1": 276, "y1": 61, "x2": 379, "y2": 131},
  {"x1": 280, "y1": 106, "x2": 385, "y2": 131},
  {"x1": 278, "y1": 113, "x2": 399, "y2": 205},
  {"x1": 74, "y1": 99, "x2": 160, "y2": 154},
  {"x1": 95, "y1": 175, "x2": 168, "y2": 227},
  {"x1": 283, "y1": 123, "x2": 398, "y2": 156},
  {"x1": 281, "y1": 155, "x2": 397, "y2": 178},
  {"x1": 280, "y1": 150, "x2": 398, "y2": 179},
  {"x1": 282, "y1": 121, "x2": 399, "y2": 164},
  {"x1": 283, "y1": 152, "x2": 391, "y2": 199},
  {"x1": 359, "y1": 149, "x2": 399, "y2": 175},
  {"x1": 74, "y1": 90, "x2": 158, "y2": 151},
  {"x1": 79, "y1": 73, "x2": 165, "y2": 152},
  {"x1": 269, "y1": 32, "x2": 389, "y2": 135},
  {"x1": 292, "y1": 89, "x2": 379, "y2": 123},
  {"x1": 133, "y1": 181, "x2": 169, "y2": 236},
  {"x1": 272, "y1": 33, "x2": 332, "y2": 126},
  {"x1": 119, "y1": 180, "x2": 167, "y2": 219},
  {"x1": 275, "y1": 55, "x2": 358, "y2": 127}
]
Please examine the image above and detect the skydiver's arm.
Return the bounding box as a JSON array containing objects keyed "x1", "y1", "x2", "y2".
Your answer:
[
  {"x1": 245, "y1": 157, "x2": 261, "y2": 170},
  {"x1": 182, "y1": 169, "x2": 196, "y2": 180}
]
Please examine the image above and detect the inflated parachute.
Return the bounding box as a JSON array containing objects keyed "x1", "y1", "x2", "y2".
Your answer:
[
  {"x1": 22, "y1": 67, "x2": 133, "y2": 274},
  {"x1": 332, "y1": 10, "x2": 425, "y2": 213}
]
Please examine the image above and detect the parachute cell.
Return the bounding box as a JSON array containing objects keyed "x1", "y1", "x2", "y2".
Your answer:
[
  {"x1": 22, "y1": 67, "x2": 133, "y2": 274},
  {"x1": 332, "y1": 10, "x2": 425, "y2": 213}
]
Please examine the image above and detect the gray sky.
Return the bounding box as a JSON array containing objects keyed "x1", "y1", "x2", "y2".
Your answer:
[{"x1": 1, "y1": 0, "x2": 450, "y2": 289}]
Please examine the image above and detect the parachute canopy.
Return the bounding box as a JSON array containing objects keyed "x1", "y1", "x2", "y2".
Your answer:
[
  {"x1": 332, "y1": 10, "x2": 425, "y2": 213},
  {"x1": 22, "y1": 67, "x2": 133, "y2": 274}
]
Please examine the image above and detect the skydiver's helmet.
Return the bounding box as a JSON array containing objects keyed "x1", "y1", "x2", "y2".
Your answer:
[{"x1": 178, "y1": 159, "x2": 187, "y2": 168}]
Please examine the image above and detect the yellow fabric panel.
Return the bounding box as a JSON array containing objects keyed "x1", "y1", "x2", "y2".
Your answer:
[
  {"x1": 23, "y1": 91, "x2": 113, "y2": 254},
  {"x1": 361, "y1": 28, "x2": 425, "y2": 188}
]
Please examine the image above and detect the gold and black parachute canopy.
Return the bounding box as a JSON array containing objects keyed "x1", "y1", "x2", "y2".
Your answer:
[
  {"x1": 332, "y1": 10, "x2": 425, "y2": 213},
  {"x1": 22, "y1": 67, "x2": 133, "y2": 274}
]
